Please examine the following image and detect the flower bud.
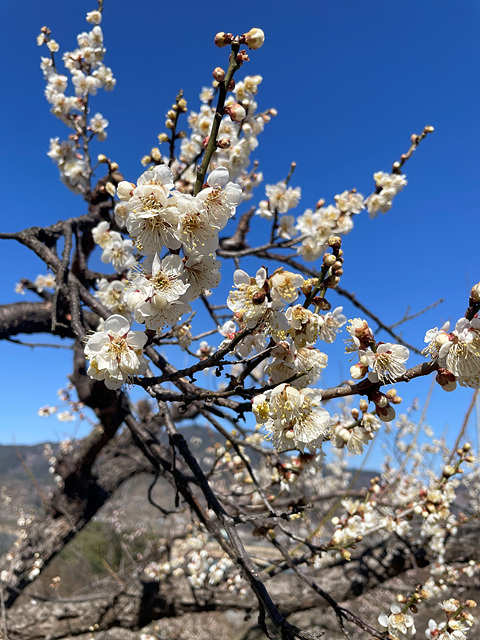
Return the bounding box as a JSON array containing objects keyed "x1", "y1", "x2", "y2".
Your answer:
[
  {"x1": 350, "y1": 363, "x2": 368, "y2": 380},
  {"x1": 214, "y1": 32, "x2": 231, "y2": 47},
  {"x1": 158, "y1": 133, "x2": 169, "y2": 143},
  {"x1": 97, "y1": 154, "x2": 108, "y2": 163},
  {"x1": 470, "y1": 282, "x2": 480, "y2": 302},
  {"x1": 224, "y1": 103, "x2": 246, "y2": 123},
  {"x1": 443, "y1": 465, "x2": 456, "y2": 478},
  {"x1": 424, "y1": 125, "x2": 435, "y2": 133},
  {"x1": 150, "y1": 147, "x2": 162, "y2": 162},
  {"x1": 436, "y1": 368, "x2": 457, "y2": 392},
  {"x1": 105, "y1": 182, "x2": 116, "y2": 197},
  {"x1": 359, "y1": 399, "x2": 368, "y2": 413},
  {"x1": 217, "y1": 138, "x2": 231, "y2": 149},
  {"x1": 140, "y1": 155, "x2": 151, "y2": 166},
  {"x1": 323, "y1": 253, "x2": 336, "y2": 267},
  {"x1": 244, "y1": 27, "x2": 265, "y2": 50},
  {"x1": 328, "y1": 236, "x2": 342, "y2": 248},
  {"x1": 213, "y1": 67, "x2": 225, "y2": 82},
  {"x1": 165, "y1": 119, "x2": 175, "y2": 129},
  {"x1": 116, "y1": 180, "x2": 135, "y2": 201}
]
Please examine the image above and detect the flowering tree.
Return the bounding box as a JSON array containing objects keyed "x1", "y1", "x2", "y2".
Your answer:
[{"x1": 1, "y1": 4, "x2": 479, "y2": 640}]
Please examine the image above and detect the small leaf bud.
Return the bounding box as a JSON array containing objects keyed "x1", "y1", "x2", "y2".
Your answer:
[{"x1": 236, "y1": 50, "x2": 250, "y2": 65}]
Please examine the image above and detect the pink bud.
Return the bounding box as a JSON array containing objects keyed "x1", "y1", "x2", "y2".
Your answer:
[
  {"x1": 214, "y1": 32, "x2": 231, "y2": 47},
  {"x1": 224, "y1": 103, "x2": 246, "y2": 123},
  {"x1": 213, "y1": 67, "x2": 225, "y2": 81}
]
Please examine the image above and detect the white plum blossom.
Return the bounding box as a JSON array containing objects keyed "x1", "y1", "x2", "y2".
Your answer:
[
  {"x1": 334, "y1": 190, "x2": 365, "y2": 214},
  {"x1": 266, "y1": 343, "x2": 328, "y2": 389},
  {"x1": 253, "y1": 383, "x2": 332, "y2": 452},
  {"x1": 367, "y1": 171, "x2": 407, "y2": 217},
  {"x1": 95, "y1": 278, "x2": 130, "y2": 317},
  {"x1": 227, "y1": 267, "x2": 271, "y2": 327},
  {"x1": 124, "y1": 165, "x2": 181, "y2": 253},
  {"x1": 423, "y1": 318, "x2": 480, "y2": 388},
  {"x1": 265, "y1": 182, "x2": 301, "y2": 214},
  {"x1": 363, "y1": 343, "x2": 410, "y2": 384},
  {"x1": 126, "y1": 254, "x2": 191, "y2": 333},
  {"x1": 84, "y1": 315, "x2": 148, "y2": 389},
  {"x1": 101, "y1": 237, "x2": 136, "y2": 273},
  {"x1": 286, "y1": 305, "x2": 324, "y2": 347},
  {"x1": 195, "y1": 166, "x2": 242, "y2": 230},
  {"x1": 182, "y1": 251, "x2": 222, "y2": 302},
  {"x1": 34, "y1": 273, "x2": 56, "y2": 292},
  {"x1": 269, "y1": 268, "x2": 304, "y2": 304},
  {"x1": 378, "y1": 603, "x2": 416, "y2": 638},
  {"x1": 318, "y1": 307, "x2": 347, "y2": 343}
]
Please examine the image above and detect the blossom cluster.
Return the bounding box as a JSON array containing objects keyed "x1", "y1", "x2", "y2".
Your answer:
[
  {"x1": 424, "y1": 317, "x2": 480, "y2": 389},
  {"x1": 38, "y1": 9, "x2": 115, "y2": 193}
]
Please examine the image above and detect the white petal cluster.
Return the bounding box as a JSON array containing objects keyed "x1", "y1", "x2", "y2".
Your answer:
[
  {"x1": 363, "y1": 342, "x2": 410, "y2": 384},
  {"x1": 95, "y1": 278, "x2": 131, "y2": 318},
  {"x1": 119, "y1": 164, "x2": 239, "y2": 258},
  {"x1": 424, "y1": 318, "x2": 480, "y2": 388},
  {"x1": 176, "y1": 75, "x2": 271, "y2": 197},
  {"x1": 295, "y1": 195, "x2": 364, "y2": 262},
  {"x1": 126, "y1": 254, "x2": 191, "y2": 333},
  {"x1": 91, "y1": 221, "x2": 135, "y2": 273},
  {"x1": 84, "y1": 315, "x2": 148, "y2": 389},
  {"x1": 367, "y1": 171, "x2": 407, "y2": 217},
  {"x1": 39, "y1": 12, "x2": 115, "y2": 192},
  {"x1": 266, "y1": 342, "x2": 328, "y2": 389},
  {"x1": 378, "y1": 604, "x2": 416, "y2": 637},
  {"x1": 256, "y1": 182, "x2": 301, "y2": 219},
  {"x1": 252, "y1": 383, "x2": 332, "y2": 452}
]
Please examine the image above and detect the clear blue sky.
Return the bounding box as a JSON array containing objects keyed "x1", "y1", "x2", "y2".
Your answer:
[{"x1": 1, "y1": 0, "x2": 479, "y2": 448}]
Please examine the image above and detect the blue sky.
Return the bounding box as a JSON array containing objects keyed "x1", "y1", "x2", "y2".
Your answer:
[{"x1": 0, "y1": 0, "x2": 479, "y2": 450}]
